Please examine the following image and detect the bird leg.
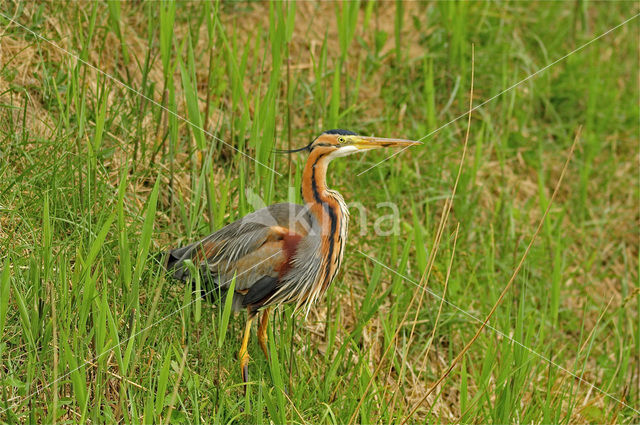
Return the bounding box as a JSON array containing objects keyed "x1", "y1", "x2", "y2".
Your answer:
[
  {"x1": 257, "y1": 307, "x2": 272, "y2": 361},
  {"x1": 238, "y1": 315, "x2": 254, "y2": 385}
]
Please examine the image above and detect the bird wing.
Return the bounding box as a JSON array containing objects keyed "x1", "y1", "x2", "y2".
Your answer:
[{"x1": 168, "y1": 203, "x2": 313, "y2": 308}]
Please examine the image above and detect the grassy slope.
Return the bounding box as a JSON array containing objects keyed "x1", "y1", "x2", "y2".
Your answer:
[{"x1": 1, "y1": 1, "x2": 638, "y2": 423}]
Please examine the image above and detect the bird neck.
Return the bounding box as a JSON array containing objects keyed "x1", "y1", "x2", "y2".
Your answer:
[
  {"x1": 300, "y1": 148, "x2": 349, "y2": 300},
  {"x1": 301, "y1": 148, "x2": 349, "y2": 237},
  {"x1": 301, "y1": 149, "x2": 335, "y2": 208}
]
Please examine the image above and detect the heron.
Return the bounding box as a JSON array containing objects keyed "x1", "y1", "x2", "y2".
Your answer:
[{"x1": 166, "y1": 129, "x2": 419, "y2": 385}]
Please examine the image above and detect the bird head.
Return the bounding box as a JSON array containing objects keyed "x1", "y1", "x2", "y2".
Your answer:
[{"x1": 277, "y1": 129, "x2": 421, "y2": 158}]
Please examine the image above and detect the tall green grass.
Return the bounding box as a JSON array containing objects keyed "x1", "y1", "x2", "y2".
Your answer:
[{"x1": 0, "y1": 1, "x2": 638, "y2": 423}]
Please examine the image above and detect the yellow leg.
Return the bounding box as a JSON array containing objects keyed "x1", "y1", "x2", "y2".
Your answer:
[
  {"x1": 257, "y1": 308, "x2": 272, "y2": 360},
  {"x1": 238, "y1": 315, "x2": 254, "y2": 384}
]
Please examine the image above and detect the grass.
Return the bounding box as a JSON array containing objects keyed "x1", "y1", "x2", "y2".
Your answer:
[{"x1": 1, "y1": 1, "x2": 638, "y2": 423}]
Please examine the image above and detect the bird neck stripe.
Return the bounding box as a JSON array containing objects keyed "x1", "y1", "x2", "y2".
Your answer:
[
  {"x1": 310, "y1": 153, "x2": 325, "y2": 204},
  {"x1": 323, "y1": 196, "x2": 338, "y2": 289}
]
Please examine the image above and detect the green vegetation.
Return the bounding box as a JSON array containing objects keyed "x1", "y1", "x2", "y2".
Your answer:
[{"x1": 1, "y1": 1, "x2": 638, "y2": 423}]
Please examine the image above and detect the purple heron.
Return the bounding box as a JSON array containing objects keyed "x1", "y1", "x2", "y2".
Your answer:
[{"x1": 166, "y1": 129, "x2": 419, "y2": 385}]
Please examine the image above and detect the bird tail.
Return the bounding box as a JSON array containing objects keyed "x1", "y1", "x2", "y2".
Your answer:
[
  {"x1": 165, "y1": 244, "x2": 194, "y2": 281},
  {"x1": 164, "y1": 243, "x2": 222, "y2": 303}
]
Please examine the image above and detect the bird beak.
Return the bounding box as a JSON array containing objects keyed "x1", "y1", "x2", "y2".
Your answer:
[{"x1": 353, "y1": 136, "x2": 422, "y2": 150}]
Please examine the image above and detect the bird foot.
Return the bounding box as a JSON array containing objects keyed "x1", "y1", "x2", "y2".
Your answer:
[
  {"x1": 239, "y1": 351, "x2": 250, "y2": 394},
  {"x1": 242, "y1": 362, "x2": 249, "y2": 383}
]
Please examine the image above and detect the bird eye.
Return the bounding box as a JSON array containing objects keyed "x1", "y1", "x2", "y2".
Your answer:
[{"x1": 338, "y1": 137, "x2": 345, "y2": 144}]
